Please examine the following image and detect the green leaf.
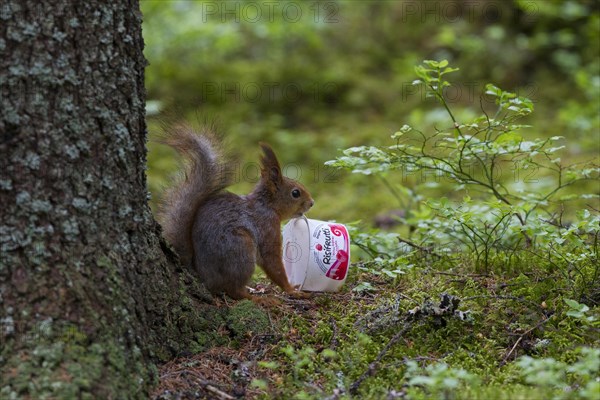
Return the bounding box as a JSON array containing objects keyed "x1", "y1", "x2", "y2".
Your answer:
[
  {"x1": 250, "y1": 379, "x2": 268, "y2": 390},
  {"x1": 353, "y1": 282, "x2": 376, "y2": 293},
  {"x1": 321, "y1": 349, "x2": 338, "y2": 360},
  {"x1": 485, "y1": 84, "x2": 501, "y2": 96},
  {"x1": 442, "y1": 377, "x2": 459, "y2": 388},
  {"x1": 567, "y1": 310, "x2": 584, "y2": 318},
  {"x1": 442, "y1": 67, "x2": 460, "y2": 74},
  {"x1": 408, "y1": 376, "x2": 434, "y2": 386},
  {"x1": 258, "y1": 361, "x2": 280, "y2": 369},
  {"x1": 496, "y1": 132, "x2": 523, "y2": 144},
  {"x1": 423, "y1": 59, "x2": 440, "y2": 68},
  {"x1": 564, "y1": 298, "x2": 589, "y2": 313}
]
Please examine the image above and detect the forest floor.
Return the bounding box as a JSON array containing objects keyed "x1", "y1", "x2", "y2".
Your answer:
[{"x1": 152, "y1": 261, "x2": 599, "y2": 400}]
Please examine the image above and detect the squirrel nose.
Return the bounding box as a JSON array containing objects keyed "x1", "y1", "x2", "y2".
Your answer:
[{"x1": 309, "y1": 200, "x2": 315, "y2": 208}]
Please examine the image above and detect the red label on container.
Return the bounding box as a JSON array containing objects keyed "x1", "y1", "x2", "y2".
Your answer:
[{"x1": 312, "y1": 223, "x2": 350, "y2": 281}]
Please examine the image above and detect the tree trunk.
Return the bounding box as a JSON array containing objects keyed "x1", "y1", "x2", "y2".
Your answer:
[{"x1": 0, "y1": 1, "x2": 220, "y2": 398}]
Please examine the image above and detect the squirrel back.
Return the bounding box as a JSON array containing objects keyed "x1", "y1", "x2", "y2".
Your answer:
[{"x1": 158, "y1": 124, "x2": 231, "y2": 266}]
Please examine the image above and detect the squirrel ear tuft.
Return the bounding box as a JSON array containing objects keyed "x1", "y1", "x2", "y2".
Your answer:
[{"x1": 259, "y1": 142, "x2": 282, "y2": 187}]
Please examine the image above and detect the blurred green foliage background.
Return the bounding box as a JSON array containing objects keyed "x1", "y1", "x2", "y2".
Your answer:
[{"x1": 142, "y1": 0, "x2": 599, "y2": 223}]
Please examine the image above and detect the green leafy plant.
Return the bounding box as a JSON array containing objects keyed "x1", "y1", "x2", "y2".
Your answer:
[
  {"x1": 281, "y1": 345, "x2": 316, "y2": 382},
  {"x1": 327, "y1": 60, "x2": 599, "y2": 291},
  {"x1": 404, "y1": 360, "x2": 479, "y2": 400},
  {"x1": 517, "y1": 347, "x2": 600, "y2": 400},
  {"x1": 564, "y1": 299, "x2": 598, "y2": 324}
]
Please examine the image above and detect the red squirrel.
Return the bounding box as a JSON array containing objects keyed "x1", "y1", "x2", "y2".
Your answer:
[{"x1": 158, "y1": 124, "x2": 314, "y2": 301}]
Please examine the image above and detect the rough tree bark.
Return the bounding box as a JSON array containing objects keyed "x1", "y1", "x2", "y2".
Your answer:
[{"x1": 0, "y1": 1, "x2": 234, "y2": 398}]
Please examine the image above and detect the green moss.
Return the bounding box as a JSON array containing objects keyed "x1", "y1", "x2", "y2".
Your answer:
[
  {"x1": 1, "y1": 323, "x2": 152, "y2": 399},
  {"x1": 226, "y1": 300, "x2": 271, "y2": 342},
  {"x1": 243, "y1": 259, "x2": 599, "y2": 399}
]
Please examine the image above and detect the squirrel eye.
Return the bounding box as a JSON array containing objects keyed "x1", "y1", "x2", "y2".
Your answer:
[{"x1": 291, "y1": 189, "x2": 301, "y2": 199}]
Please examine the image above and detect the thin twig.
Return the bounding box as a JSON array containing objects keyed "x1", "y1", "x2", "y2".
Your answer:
[
  {"x1": 184, "y1": 371, "x2": 236, "y2": 400},
  {"x1": 329, "y1": 316, "x2": 339, "y2": 351},
  {"x1": 397, "y1": 237, "x2": 443, "y2": 259},
  {"x1": 204, "y1": 384, "x2": 236, "y2": 400},
  {"x1": 397, "y1": 292, "x2": 420, "y2": 306},
  {"x1": 500, "y1": 316, "x2": 551, "y2": 366},
  {"x1": 349, "y1": 321, "x2": 417, "y2": 395}
]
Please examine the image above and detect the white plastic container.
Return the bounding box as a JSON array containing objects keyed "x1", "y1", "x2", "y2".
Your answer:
[{"x1": 282, "y1": 217, "x2": 351, "y2": 292}]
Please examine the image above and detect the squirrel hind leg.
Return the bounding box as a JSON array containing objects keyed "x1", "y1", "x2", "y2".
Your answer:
[
  {"x1": 216, "y1": 227, "x2": 257, "y2": 300},
  {"x1": 224, "y1": 286, "x2": 252, "y2": 301}
]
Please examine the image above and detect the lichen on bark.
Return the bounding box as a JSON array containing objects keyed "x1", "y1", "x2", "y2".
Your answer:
[{"x1": 0, "y1": 1, "x2": 254, "y2": 397}]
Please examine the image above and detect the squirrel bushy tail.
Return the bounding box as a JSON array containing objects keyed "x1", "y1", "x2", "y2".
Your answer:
[{"x1": 158, "y1": 124, "x2": 231, "y2": 266}]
